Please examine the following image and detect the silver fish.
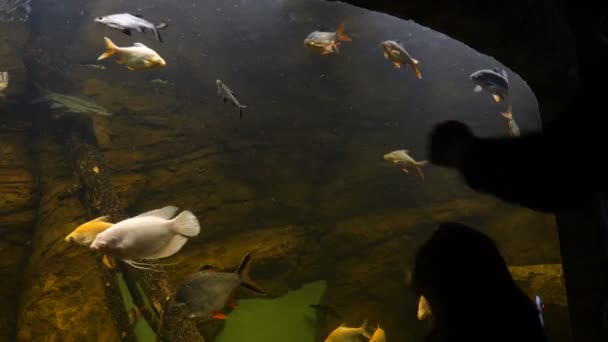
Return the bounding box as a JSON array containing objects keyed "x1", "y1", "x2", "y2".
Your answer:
[
  {"x1": 0, "y1": 72, "x2": 8, "y2": 98},
  {"x1": 31, "y1": 85, "x2": 112, "y2": 116},
  {"x1": 470, "y1": 67, "x2": 510, "y2": 103},
  {"x1": 501, "y1": 105, "x2": 520, "y2": 137},
  {"x1": 304, "y1": 21, "x2": 352, "y2": 55},
  {"x1": 94, "y1": 13, "x2": 168, "y2": 43},
  {"x1": 170, "y1": 252, "x2": 266, "y2": 321},
  {"x1": 216, "y1": 80, "x2": 247, "y2": 119},
  {"x1": 535, "y1": 295, "x2": 544, "y2": 327},
  {"x1": 89, "y1": 206, "x2": 200, "y2": 269},
  {"x1": 380, "y1": 40, "x2": 422, "y2": 79}
]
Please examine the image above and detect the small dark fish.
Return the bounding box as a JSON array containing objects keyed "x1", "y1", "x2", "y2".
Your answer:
[
  {"x1": 94, "y1": 13, "x2": 168, "y2": 43},
  {"x1": 310, "y1": 304, "x2": 342, "y2": 319},
  {"x1": 216, "y1": 79, "x2": 247, "y2": 119},
  {"x1": 170, "y1": 251, "x2": 266, "y2": 320}
]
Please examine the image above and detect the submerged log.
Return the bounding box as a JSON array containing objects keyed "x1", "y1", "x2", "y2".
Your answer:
[{"x1": 61, "y1": 116, "x2": 204, "y2": 342}]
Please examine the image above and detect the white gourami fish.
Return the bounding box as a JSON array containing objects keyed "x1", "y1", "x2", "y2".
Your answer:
[
  {"x1": 383, "y1": 150, "x2": 428, "y2": 180},
  {"x1": 380, "y1": 40, "x2": 422, "y2": 79},
  {"x1": 89, "y1": 206, "x2": 200, "y2": 268},
  {"x1": 324, "y1": 319, "x2": 371, "y2": 342},
  {"x1": 94, "y1": 13, "x2": 168, "y2": 42},
  {"x1": 98, "y1": 37, "x2": 166, "y2": 71}
]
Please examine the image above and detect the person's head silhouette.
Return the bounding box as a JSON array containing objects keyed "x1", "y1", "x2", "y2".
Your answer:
[{"x1": 411, "y1": 222, "x2": 547, "y2": 342}]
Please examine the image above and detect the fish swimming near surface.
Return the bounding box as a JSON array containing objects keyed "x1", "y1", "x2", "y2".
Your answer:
[
  {"x1": 370, "y1": 324, "x2": 386, "y2": 342},
  {"x1": 65, "y1": 216, "x2": 113, "y2": 246},
  {"x1": 94, "y1": 13, "x2": 168, "y2": 42},
  {"x1": 0, "y1": 72, "x2": 9, "y2": 98},
  {"x1": 324, "y1": 319, "x2": 371, "y2": 342},
  {"x1": 89, "y1": 206, "x2": 200, "y2": 269},
  {"x1": 417, "y1": 295, "x2": 432, "y2": 320},
  {"x1": 216, "y1": 80, "x2": 247, "y2": 119},
  {"x1": 470, "y1": 67, "x2": 510, "y2": 103},
  {"x1": 380, "y1": 40, "x2": 422, "y2": 79},
  {"x1": 169, "y1": 251, "x2": 267, "y2": 320},
  {"x1": 383, "y1": 149, "x2": 428, "y2": 180},
  {"x1": 98, "y1": 37, "x2": 166, "y2": 71},
  {"x1": 501, "y1": 105, "x2": 520, "y2": 137},
  {"x1": 30, "y1": 86, "x2": 112, "y2": 116},
  {"x1": 304, "y1": 21, "x2": 352, "y2": 55}
]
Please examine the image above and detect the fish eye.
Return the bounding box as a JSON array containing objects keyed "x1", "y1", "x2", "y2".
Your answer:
[{"x1": 97, "y1": 17, "x2": 103, "y2": 20}]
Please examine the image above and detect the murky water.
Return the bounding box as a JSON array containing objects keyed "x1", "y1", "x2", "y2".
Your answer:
[{"x1": 0, "y1": 0, "x2": 568, "y2": 341}]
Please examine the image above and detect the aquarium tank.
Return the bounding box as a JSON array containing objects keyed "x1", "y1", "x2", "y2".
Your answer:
[{"x1": 0, "y1": 0, "x2": 570, "y2": 341}]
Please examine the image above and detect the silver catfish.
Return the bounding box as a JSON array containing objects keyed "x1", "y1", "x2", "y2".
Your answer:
[
  {"x1": 216, "y1": 80, "x2": 248, "y2": 119},
  {"x1": 169, "y1": 252, "x2": 266, "y2": 320},
  {"x1": 31, "y1": 85, "x2": 112, "y2": 116},
  {"x1": 469, "y1": 67, "x2": 510, "y2": 103},
  {"x1": 94, "y1": 13, "x2": 168, "y2": 43},
  {"x1": 89, "y1": 206, "x2": 200, "y2": 269}
]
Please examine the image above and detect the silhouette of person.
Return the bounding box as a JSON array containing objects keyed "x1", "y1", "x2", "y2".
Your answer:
[{"x1": 410, "y1": 222, "x2": 547, "y2": 342}]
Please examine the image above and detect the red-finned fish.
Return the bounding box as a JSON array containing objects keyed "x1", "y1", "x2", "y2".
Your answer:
[
  {"x1": 169, "y1": 252, "x2": 267, "y2": 321},
  {"x1": 304, "y1": 21, "x2": 352, "y2": 55},
  {"x1": 380, "y1": 40, "x2": 422, "y2": 79},
  {"x1": 383, "y1": 149, "x2": 428, "y2": 180}
]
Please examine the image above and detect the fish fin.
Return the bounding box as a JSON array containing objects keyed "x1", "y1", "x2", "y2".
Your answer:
[
  {"x1": 492, "y1": 94, "x2": 502, "y2": 103},
  {"x1": 98, "y1": 37, "x2": 117, "y2": 60},
  {"x1": 337, "y1": 21, "x2": 352, "y2": 42},
  {"x1": 411, "y1": 62, "x2": 422, "y2": 79},
  {"x1": 473, "y1": 85, "x2": 483, "y2": 93},
  {"x1": 124, "y1": 260, "x2": 163, "y2": 272},
  {"x1": 91, "y1": 215, "x2": 111, "y2": 223},
  {"x1": 146, "y1": 234, "x2": 188, "y2": 259},
  {"x1": 415, "y1": 166, "x2": 425, "y2": 181},
  {"x1": 239, "y1": 105, "x2": 247, "y2": 119},
  {"x1": 393, "y1": 61, "x2": 401, "y2": 68},
  {"x1": 135, "y1": 205, "x2": 180, "y2": 220},
  {"x1": 236, "y1": 252, "x2": 267, "y2": 295},
  {"x1": 172, "y1": 210, "x2": 200, "y2": 237},
  {"x1": 411, "y1": 58, "x2": 419, "y2": 65},
  {"x1": 401, "y1": 168, "x2": 409, "y2": 173},
  {"x1": 121, "y1": 29, "x2": 132, "y2": 36},
  {"x1": 133, "y1": 42, "x2": 147, "y2": 47},
  {"x1": 127, "y1": 66, "x2": 136, "y2": 71},
  {"x1": 211, "y1": 312, "x2": 227, "y2": 320},
  {"x1": 501, "y1": 105, "x2": 513, "y2": 119},
  {"x1": 102, "y1": 255, "x2": 116, "y2": 269},
  {"x1": 383, "y1": 52, "x2": 388, "y2": 59},
  {"x1": 156, "y1": 22, "x2": 169, "y2": 30},
  {"x1": 153, "y1": 27, "x2": 163, "y2": 43},
  {"x1": 133, "y1": 14, "x2": 144, "y2": 18}
]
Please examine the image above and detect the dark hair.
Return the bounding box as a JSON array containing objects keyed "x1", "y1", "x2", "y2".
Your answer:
[{"x1": 411, "y1": 222, "x2": 546, "y2": 342}]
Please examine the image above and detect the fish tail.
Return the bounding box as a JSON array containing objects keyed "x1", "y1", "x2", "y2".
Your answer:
[
  {"x1": 236, "y1": 251, "x2": 267, "y2": 295},
  {"x1": 501, "y1": 105, "x2": 513, "y2": 119},
  {"x1": 411, "y1": 60, "x2": 422, "y2": 79},
  {"x1": 239, "y1": 105, "x2": 247, "y2": 119},
  {"x1": 337, "y1": 21, "x2": 352, "y2": 42},
  {"x1": 172, "y1": 210, "x2": 200, "y2": 237},
  {"x1": 153, "y1": 27, "x2": 163, "y2": 43},
  {"x1": 360, "y1": 319, "x2": 371, "y2": 338},
  {"x1": 156, "y1": 22, "x2": 169, "y2": 30},
  {"x1": 98, "y1": 37, "x2": 117, "y2": 60}
]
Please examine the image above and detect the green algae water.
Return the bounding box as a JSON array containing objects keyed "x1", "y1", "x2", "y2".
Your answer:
[{"x1": 0, "y1": 0, "x2": 570, "y2": 341}]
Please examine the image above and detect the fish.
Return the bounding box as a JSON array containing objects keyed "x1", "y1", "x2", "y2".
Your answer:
[
  {"x1": 65, "y1": 215, "x2": 113, "y2": 246},
  {"x1": 216, "y1": 80, "x2": 247, "y2": 119},
  {"x1": 380, "y1": 40, "x2": 422, "y2": 79},
  {"x1": 30, "y1": 85, "x2": 112, "y2": 116},
  {"x1": 310, "y1": 304, "x2": 343, "y2": 319},
  {"x1": 151, "y1": 78, "x2": 168, "y2": 84},
  {"x1": 501, "y1": 105, "x2": 520, "y2": 137},
  {"x1": 417, "y1": 295, "x2": 431, "y2": 320},
  {"x1": 82, "y1": 63, "x2": 106, "y2": 70},
  {"x1": 304, "y1": 21, "x2": 352, "y2": 55},
  {"x1": 370, "y1": 324, "x2": 386, "y2": 342},
  {"x1": 169, "y1": 251, "x2": 267, "y2": 320},
  {"x1": 89, "y1": 206, "x2": 200, "y2": 269},
  {"x1": 383, "y1": 149, "x2": 428, "y2": 180},
  {"x1": 94, "y1": 13, "x2": 168, "y2": 43},
  {"x1": 324, "y1": 319, "x2": 371, "y2": 342},
  {"x1": 469, "y1": 67, "x2": 510, "y2": 103},
  {"x1": 535, "y1": 295, "x2": 545, "y2": 327},
  {"x1": 98, "y1": 37, "x2": 166, "y2": 71},
  {"x1": 0, "y1": 71, "x2": 9, "y2": 98}
]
